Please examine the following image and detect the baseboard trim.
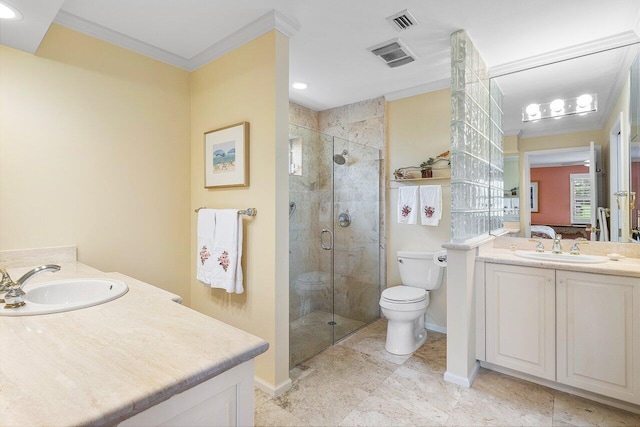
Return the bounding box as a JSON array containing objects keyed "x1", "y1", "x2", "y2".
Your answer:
[
  {"x1": 444, "y1": 361, "x2": 479, "y2": 388},
  {"x1": 425, "y1": 323, "x2": 447, "y2": 334},
  {"x1": 254, "y1": 376, "x2": 292, "y2": 398},
  {"x1": 480, "y1": 362, "x2": 640, "y2": 415}
]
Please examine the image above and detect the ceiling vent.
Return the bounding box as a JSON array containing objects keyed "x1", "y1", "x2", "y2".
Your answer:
[
  {"x1": 368, "y1": 38, "x2": 417, "y2": 68},
  {"x1": 386, "y1": 9, "x2": 419, "y2": 31}
]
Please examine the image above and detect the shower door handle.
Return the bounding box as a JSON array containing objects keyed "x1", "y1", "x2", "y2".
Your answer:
[{"x1": 320, "y1": 228, "x2": 333, "y2": 250}]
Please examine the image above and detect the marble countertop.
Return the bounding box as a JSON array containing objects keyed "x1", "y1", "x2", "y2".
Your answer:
[
  {"x1": 477, "y1": 248, "x2": 640, "y2": 278},
  {"x1": 0, "y1": 262, "x2": 269, "y2": 426}
]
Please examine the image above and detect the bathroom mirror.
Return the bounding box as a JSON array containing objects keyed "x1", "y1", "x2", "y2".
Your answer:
[
  {"x1": 490, "y1": 43, "x2": 640, "y2": 242},
  {"x1": 503, "y1": 155, "x2": 520, "y2": 224}
]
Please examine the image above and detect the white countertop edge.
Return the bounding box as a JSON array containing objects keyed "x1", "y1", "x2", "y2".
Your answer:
[{"x1": 477, "y1": 248, "x2": 640, "y2": 278}]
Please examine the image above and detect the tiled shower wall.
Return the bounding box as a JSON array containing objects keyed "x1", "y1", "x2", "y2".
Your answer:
[
  {"x1": 450, "y1": 30, "x2": 504, "y2": 242},
  {"x1": 289, "y1": 99, "x2": 385, "y2": 323}
]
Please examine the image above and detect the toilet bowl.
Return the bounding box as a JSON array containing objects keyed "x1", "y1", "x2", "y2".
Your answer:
[{"x1": 380, "y1": 251, "x2": 445, "y2": 355}]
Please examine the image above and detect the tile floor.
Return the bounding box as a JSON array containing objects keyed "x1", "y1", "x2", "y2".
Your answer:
[
  {"x1": 289, "y1": 310, "x2": 365, "y2": 368},
  {"x1": 256, "y1": 319, "x2": 640, "y2": 426}
]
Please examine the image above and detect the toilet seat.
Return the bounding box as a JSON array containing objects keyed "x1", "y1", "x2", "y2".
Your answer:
[{"x1": 381, "y1": 286, "x2": 427, "y2": 303}]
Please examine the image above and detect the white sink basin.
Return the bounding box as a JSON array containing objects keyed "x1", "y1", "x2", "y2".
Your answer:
[
  {"x1": 0, "y1": 278, "x2": 128, "y2": 316},
  {"x1": 515, "y1": 251, "x2": 608, "y2": 264}
]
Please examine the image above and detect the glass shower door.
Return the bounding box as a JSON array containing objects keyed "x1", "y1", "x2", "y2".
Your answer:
[
  {"x1": 288, "y1": 125, "x2": 381, "y2": 368},
  {"x1": 332, "y1": 137, "x2": 381, "y2": 342}
]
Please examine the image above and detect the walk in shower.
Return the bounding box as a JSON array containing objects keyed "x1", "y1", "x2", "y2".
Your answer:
[{"x1": 288, "y1": 123, "x2": 381, "y2": 368}]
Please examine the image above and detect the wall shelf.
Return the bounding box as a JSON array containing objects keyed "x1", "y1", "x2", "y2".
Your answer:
[{"x1": 388, "y1": 176, "x2": 451, "y2": 189}]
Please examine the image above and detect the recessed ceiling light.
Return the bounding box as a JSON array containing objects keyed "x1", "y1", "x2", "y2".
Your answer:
[
  {"x1": 0, "y1": 1, "x2": 22, "y2": 20},
  {"x1": 292, "y1": 82, "x2": 308, "y2": 90}
]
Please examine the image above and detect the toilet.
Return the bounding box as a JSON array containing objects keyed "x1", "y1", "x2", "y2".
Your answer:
[{"x1": 380, "y1": 251, "x2": 445, "y2": 355}]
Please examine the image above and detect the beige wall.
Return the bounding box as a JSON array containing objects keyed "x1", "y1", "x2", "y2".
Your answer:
[
  {"x1": 189, "y1": 31, "x2": 290, "y2": 390},
  {"x1": 0, "y1": 25, "x2": 192, "y2": 302},
  {"x1": 518, "y1": 129, "x2": 605, "y2": 153},
  {"x1": 386, "y1": 89, "x2": 451, "y2": 330}
]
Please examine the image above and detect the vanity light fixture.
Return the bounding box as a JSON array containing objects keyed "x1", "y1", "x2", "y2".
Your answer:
[
  {"x1": 522, "y1": 93, "x2": 597, "y2": 122},
  {"x1": 0, "y1": 1, "x2": 22, "y2": 20},
  {"x1": 292, "y1": 82, "x2": 308, "y2": 90}
]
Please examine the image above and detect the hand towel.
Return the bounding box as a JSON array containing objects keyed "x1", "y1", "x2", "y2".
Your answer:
[
  {"x1": 420, "y1": 185, "x2": 442, "y2": 226},
  {"x1": 196, "y1": 209, "x2": 244, "y2": 293},
  {"x1": 211, "y1": 209, "x2": 244, "y2": 294},
  {"x1": 398, "y1": 186, "x2": 419, "y2": 224},
  {"x1": 196, "y1": 209, "x2": 216, "y2": 285}
]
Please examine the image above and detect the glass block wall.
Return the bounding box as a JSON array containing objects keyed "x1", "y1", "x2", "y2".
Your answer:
[{"x1": 450, "y1": 30, "x2": 504, "y2": 242}]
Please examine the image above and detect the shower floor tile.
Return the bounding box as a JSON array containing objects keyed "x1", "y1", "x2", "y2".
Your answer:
[
  {"x1": 289, "y1": 310, "x2": 365, "y2": 368},
  {"x1": 257, "y1": 318, "x2": 640, "y2": 427}
]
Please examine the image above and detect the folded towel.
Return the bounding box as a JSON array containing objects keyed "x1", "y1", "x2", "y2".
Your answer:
[
  {"x1": 197, "y1": 209, "x2": 244, "y2": 294},
  {"x1": 197, "y1": 209, "x2": 216, "y2": 285},
  {"x1": 420, "y1": 185, "x2": 442, "y2": 226},
  {"x1": 398, "y1": 186, "x2": 419, "y2": 224}
]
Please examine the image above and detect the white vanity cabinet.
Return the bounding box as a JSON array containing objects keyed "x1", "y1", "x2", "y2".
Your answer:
[
  {"x1": 119, "y1": 360, "x2": 255, "y2": 426},
  {"x1": 556, "y1": 271, "x2": 640, "y2": 405},
  {"x1": 481, "y1": 263, "x2": 640, "y2": 406},
  {"x1": 485, "y1": 263, "x2": 556, "y2": 380}
]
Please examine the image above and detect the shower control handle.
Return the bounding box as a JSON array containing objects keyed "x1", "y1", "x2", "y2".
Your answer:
[{"x1": 320, "y1": 229, "x2": 333, "y2": 250}]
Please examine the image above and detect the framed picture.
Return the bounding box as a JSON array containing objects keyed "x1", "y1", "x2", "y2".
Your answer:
[
  {"x1": 530, "y1": 182, "x2": 539, "y2": 212},
  {"x1": 204, "y1": 122, "x2": 249, "y2": 188}
]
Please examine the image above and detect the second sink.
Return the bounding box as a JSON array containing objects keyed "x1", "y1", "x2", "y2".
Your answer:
[{"x1": 515, "y1": 251, "x2": 608, "y2": 264}]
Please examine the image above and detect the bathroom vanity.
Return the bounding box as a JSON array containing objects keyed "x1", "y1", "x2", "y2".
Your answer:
[
  {"x1": 0, "y1": 247, "x2": 268, "y2": 426},
  {"x1": 475, "y1": 247, "x2": 640, "y2": 408}
]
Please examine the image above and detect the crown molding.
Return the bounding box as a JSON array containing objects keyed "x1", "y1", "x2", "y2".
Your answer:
[
  {"x1": 53, "y1": 11, "x2": 191, "y2": 69},
  {"x1": 490, "y1": 31, "x2": 640, "y2": 78},
  {"x1": 189, "y1": 10, "x2": 300, "y2": 70},
  {"x1": 384, "y1": 77, "x2": 450, "y2": 102},
  {"x1": 54, "y1": 9, "x2": 299, "y2": 72}
]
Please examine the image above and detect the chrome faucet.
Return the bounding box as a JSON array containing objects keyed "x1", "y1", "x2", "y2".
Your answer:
[
  {"x1": 552, "y1": 234, "x2": 563, "y2": 254},
  {"x1": 570, "y1": 238, "x2": 588, "y2": 255},
  {"x1": 529, "y1": 239, "x2": 545, "y2": 252},
  {"x1": 1, "y1": 265, "x2": 60, "y2": 308},
  {"x1": 0, "y1": 269, "x2": 12, "y2": 303}
]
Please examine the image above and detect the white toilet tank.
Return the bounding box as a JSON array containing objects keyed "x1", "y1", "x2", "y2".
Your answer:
[{"x1": 397, "y1": 251, "x2": 444, "y2": 290}]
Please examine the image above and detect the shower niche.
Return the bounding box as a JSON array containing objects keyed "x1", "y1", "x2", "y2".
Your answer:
[{"x1": 288, "y1": 124, "x2": 381, "y2": 368}]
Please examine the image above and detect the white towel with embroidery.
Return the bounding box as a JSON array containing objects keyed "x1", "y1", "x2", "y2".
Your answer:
[
  {"x1": 197, "y1": 209, "x2": 216, "y2": 284},
  {"x1": 420, "y1": 185, "x2": 442, "y2": 226},
  {"x1": 398, "y1": 186, "x2": 419, "y2": 224},
  {"x1": 197, "y1": 209, "x2": 244, "y2": 293}
]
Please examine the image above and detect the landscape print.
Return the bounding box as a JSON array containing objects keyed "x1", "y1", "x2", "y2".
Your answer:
[{"x1": 212, "y1": 140, "x2": 236, "y2": 174}]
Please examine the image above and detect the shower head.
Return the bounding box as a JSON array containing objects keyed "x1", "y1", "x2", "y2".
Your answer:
[{"x1": 333, "y1": 150, "x2": 348, "y2": 165}]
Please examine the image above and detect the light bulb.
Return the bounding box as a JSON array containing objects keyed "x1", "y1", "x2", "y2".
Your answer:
[
  {"x1": 576, "y1": 94, "x2": 593, "y2": 108},
  {"x1": 525, "y1": 103, "x2": 540, "y2": 117},
  {"x1": 550, "y1": 99, "x2": 565, "y2": 113}
]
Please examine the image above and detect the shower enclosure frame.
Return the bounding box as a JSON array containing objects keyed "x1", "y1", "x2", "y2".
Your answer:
[{"x1": 288, "y1": 124, "x2": 382, "y2": 368}]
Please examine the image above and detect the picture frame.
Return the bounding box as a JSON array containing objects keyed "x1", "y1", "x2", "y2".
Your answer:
[
  {"x1": 204, "y1": 122, "x2": 249, "y2": 188},
  {"x1": 530, "y1": 181, "x2": 539, "y2": 212}
]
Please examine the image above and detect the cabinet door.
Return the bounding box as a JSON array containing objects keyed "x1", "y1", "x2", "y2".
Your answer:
[
  {"x1": 485, "y1": 263, "x2": 556, "y2": 380},
  {"x1": 557, "y1": 271, "x2": 640, "y2": 404}
]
